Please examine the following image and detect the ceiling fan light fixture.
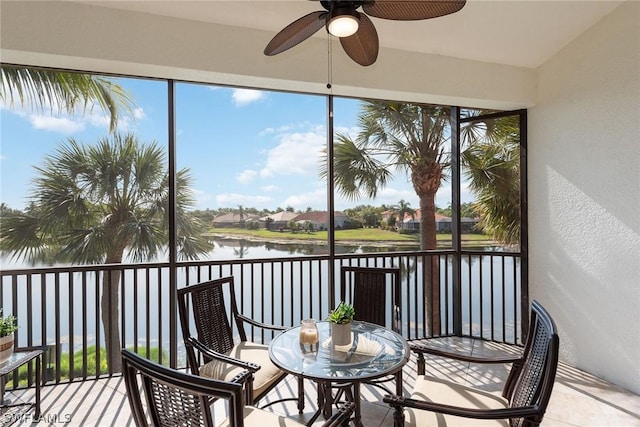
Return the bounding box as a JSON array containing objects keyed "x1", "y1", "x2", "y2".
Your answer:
[
  {"x1": 327, "y1": 7, "x2": 360, "y2": 37},
  {"x1": 266, "y1": 0, "x2": 467, "y2": 66}
]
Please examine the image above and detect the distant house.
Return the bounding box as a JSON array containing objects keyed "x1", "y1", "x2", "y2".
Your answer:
[
  {"x1": 436, "y1": 215, "x2": 480, "y2": 233},
  {"x1": 460, "y1": 217, "x2": 480, "y2": 233},
  {"x1": 380, "y1": 209, "x2": 414, "y2": 230},
  {"x1": 212, "y1": 212, "x2": 261, "y2": 228},
  {"x1": 400, "y1": 209, "x2": 479, "y2": 233},
  {"x1": 292, "y1": 211, "x2": 350, "y2": 230},
  {"x1": 435, "y1": 213, "x2": 452, "y2": 233},
  {"x1": 260, "y1": 211, "x2": 298, "y2": 230},
  {"x1": 398, "y1": 210, "x2": 418, "y2": 231},
  {"x1": 380, "y1": 210, "x2": 396, "y2": 226}
]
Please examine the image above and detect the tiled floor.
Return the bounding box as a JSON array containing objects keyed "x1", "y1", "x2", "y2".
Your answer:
[{"x1": 3, "y1": 338, "x2": 639, "y2": 426}]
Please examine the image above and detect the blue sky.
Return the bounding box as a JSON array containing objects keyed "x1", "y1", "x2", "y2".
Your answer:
[{"x1": 1, "y1": 75, "x2": 467, "y2": 213}]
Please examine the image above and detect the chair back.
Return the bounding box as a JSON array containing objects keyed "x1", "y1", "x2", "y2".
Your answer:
[
  {"x1": 340, "y1": 266, "x2": 401, "y2": 333},
  {"x1": 121, "y1": 349, "x2": 246, "y2": 427},
  {"x1": 507, "y1": 300, "x2": 559, "y2": 427},
  {"x1": 177, "y1": 277, "x2": 245, "y2": 371}
]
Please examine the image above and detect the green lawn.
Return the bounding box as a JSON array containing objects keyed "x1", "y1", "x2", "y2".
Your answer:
[
  {"x1": 13, "y1": 345, "x2": 167, "y2": 385},
  {"x1": 208, "y1": 227, "x2": 492, "y2": 244}
]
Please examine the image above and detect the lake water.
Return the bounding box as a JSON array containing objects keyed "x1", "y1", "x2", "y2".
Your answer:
[{"x1": 1, "y1": 238, "x2": 521, "y2": 361}]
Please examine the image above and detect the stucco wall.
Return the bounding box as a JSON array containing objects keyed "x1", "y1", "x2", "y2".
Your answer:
[{"x1": 529, "y1": 1, "x2": 640, "y2": 394}]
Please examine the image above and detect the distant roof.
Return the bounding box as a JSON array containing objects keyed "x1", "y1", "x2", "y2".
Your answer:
[
  {"x1": 293, "y1": 211, "x2": 328, "y2": 222},
  {"x1": 212, "y1": 212, "x2": 260, "y2": 223},
  {"x1": 260, "y1": 211, "x2": 298, "y2": 222},
  {"x1": 384, "y1": 208, "x2": 478, "y2": 223},
  {"x1": 293, "y1": 211, "x2": 347, "y2": 222}
]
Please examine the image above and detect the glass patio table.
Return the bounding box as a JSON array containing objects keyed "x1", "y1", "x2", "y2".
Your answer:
[
  {"x1": 0, "y1": 346, "x2": 46, "y2": 426},
  {"x1": 269, "y1": 321, "x2": 410, "y2": 426}
]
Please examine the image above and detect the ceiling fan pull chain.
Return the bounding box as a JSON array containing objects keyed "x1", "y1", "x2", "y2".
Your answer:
[{"x1": 327, "y1": 34, "x2": 333, "y2": 90}]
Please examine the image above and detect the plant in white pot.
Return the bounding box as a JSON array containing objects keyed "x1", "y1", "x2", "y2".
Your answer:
[
  {"x1": 327, "y1": 302, "x2": 355, "y2": 346},
  {"x1": 0, "y1": 309, "x2": 18, "y2": 363}
]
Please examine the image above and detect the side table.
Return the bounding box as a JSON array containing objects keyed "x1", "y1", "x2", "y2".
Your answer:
[{"x1": 0, "y1": 346, "x2": 46, "y2": 426}]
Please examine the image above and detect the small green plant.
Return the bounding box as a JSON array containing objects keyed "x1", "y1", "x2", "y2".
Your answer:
[
  {"x1": 0, "y1": 308, "x2": 18, "y2": 337},
  {"x1": 327, "y1": 302, "x2": 355, "y2": 324}
]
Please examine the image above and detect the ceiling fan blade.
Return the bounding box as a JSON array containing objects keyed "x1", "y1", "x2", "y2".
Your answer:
[
  {"x1": 264, "y1": 11, "x2": 327, "y2": 56},
  {"x1": 363, "y1": 0, "x2": 466, "y2": 20},
  {"x1": 339, "y1": 14, "x2": 378, "y2": 66}
]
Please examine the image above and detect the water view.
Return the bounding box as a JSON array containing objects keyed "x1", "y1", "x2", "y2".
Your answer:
[{"x1": 2, "y1": 238, "x2": 521, "y2": 367}]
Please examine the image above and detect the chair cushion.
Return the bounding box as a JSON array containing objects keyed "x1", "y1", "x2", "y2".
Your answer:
[
  {"x1": 404, "y1": 376, "x2": 510, "y2": 427},
  {"x1": 218, "y1": 406, "x2": 305, "y2": 427},
  {"x1": 199, "y1": 341, "x2": 284, "y2": 398}
]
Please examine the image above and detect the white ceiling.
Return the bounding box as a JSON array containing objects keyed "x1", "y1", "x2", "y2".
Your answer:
[{"x1": 74, "y1": 0, "x2": 623, "y2": 68}]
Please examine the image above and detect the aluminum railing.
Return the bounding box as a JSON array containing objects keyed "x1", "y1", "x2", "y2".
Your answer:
[{"x1": 1, "y1": 250, "x2": 522, "y2": 386}]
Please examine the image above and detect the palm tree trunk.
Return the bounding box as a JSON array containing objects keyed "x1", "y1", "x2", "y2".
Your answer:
[
  {"x1": 101, "y1": 263, "x2": 122, "y2": 374},
  {"x1": 419, "y1": 194, "x2": 441, "y2": 335}
]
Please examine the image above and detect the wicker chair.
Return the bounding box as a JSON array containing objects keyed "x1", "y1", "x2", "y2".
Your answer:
[
  {"x1": 339, "y1": 266, "x2": 402, "y2": 396},
  {"x1": 340, "y1": 266, "x2": 402, "y2": 333},
  {"x1": 383, "y1": 300, "x2": 559, "y2": 427},
  {"x1": 177, "y1": 277, "x2": 299, "y2": 408},
  {"x1": 121, "y1": 349, "x2": 354, "y2": 427}
]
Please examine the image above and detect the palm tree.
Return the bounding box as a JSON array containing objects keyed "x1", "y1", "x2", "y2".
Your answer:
[
  {"x1": 0, "y1": 133, "x2": 213, "y2": 372},
  {"x1": 325, "y1": 102, "x2": 521, "y2": 333},
  {"x1": 0, "y1": 66, "x2": 135, "y2": 132},
  {"x1": 324, "y1": 101, "x2": 450, "y2": 334},
  {"x1": 395, "y1": 199, "x2": 415, "y2": 231},
  {"x1": 461, "y1": 113, "x2": 521, "y2": 244},
  {"x1": 327, "y1": 101, "x2": 449, "y2": 249}
]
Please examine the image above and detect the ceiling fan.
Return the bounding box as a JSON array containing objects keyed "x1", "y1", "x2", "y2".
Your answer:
[{"x1": 264, "y1": 0, "x2": 466, "y2": 66}]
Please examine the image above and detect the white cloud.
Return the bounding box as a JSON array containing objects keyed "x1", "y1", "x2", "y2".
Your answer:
[
  {"x1": 87, "y1": 112, "x2": 110, "y2": 129},
  {"x1": 216, "y1": 193, "x2": 272, "y2": 208},
  {"x1": 260, "y1": 129, "x2": 325, "y2": 177},
  {"x1": 191, "y1": 188, "x2": 214, "y2": 209},
  {"x1": 29, "y1": 115, "x2": 85, "y2": 133},
  {"x1": 261, "y1": 185, "x2": 279, "y2": 192},
  {"x1": 232, "y1": 89, "x2": 265, "y2": 106},
  {"x1": 2, "y1": 97, "x2": 114, "y2": 134},
  {"x1": 237, "y1": 169, "x2": 258, "y2": 184},
  {"x1": 334, "y1": 125, "x2": 359, "y2": 139},
  {"x1": 282, "y1": 187, "x2": 327, "y2": 210},
  {"x1": 436, "y1": 182, "x2": 475, "y2": 208},
  {"x1": 260, "y1": 124, "x2": 295, "y2": 136},
  {"x1": 133, "y1": 107, "x2": 146, "y2": 120},
  {"x1": 1, "y1": 94, "x2": 140, "y2": 134},
  {"x1": 377, "y1": 187, "x2": 419, "y2": 205}
]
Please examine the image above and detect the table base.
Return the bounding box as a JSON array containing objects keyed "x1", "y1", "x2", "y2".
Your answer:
[{"x1": 304, "y1": 380, "x2": 359, "y2": 427}]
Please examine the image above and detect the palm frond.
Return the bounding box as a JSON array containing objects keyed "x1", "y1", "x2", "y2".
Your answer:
[
  {"x1": 0, "y1": 66, "x2": 135, "y2": 132},
  {"x1": 331, "y1": 133, "x2": 392, "y2": 201}
]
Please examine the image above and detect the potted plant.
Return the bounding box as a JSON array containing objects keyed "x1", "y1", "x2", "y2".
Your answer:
[
  {"x1": 0, "y1": 308, "x2": 18, "y2": 363},
  {"x1": 327, "y1": 302, "x2": 355, "y2": 346}
]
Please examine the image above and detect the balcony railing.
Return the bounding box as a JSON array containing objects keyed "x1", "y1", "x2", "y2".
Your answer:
[{"x1": 0, "y1": 249, "x2": 523, "y2": 388}]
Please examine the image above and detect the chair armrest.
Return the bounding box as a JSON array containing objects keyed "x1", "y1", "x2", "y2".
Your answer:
[
  {"x1": 14, "y1": 345, "x2": 48, "y2": 353},
  {"x1": 410, "y1": 342, "x2": 522, "y2": 364},
  {"x1": 236, "y1": 313, "x2": 287, "y2": 332},
  {"x1": 320, "y1": 402, "x2": 355, "y2": 427},
  {"x1": 187, "y1": 337, "x2": 260, "y2": 372},
  {"x1": 229, "y1": 369, "x2": 254, "y2": 386},
  {"x1": 383, "y1": 395, "x2": 540, "y2": 420}
]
